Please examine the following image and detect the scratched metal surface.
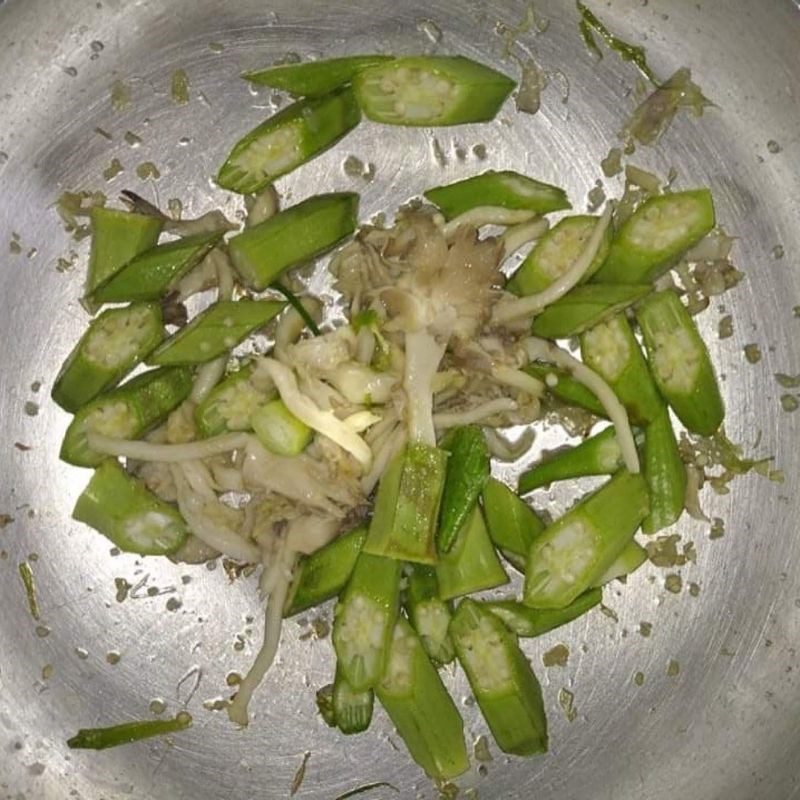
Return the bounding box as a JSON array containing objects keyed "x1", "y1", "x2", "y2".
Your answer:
[{"x1": 1, "y1": 0, "x2": 799, "y2": 798}]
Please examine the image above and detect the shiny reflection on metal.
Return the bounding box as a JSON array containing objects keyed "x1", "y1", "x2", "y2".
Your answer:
[{"x1": 1, "y1": 1, "x2": 799, "y2": 799}]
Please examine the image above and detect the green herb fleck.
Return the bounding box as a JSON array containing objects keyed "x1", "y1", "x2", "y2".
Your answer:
[
  {"x1": 171, "y1": 69, "x2": 190, "y2": 105},
  {"x1": 543, "y1": 643, "x2": 570, "y2": 667},
  {"x1": 110, "y1": 79, "x2": 131, "y2": 111},
  {"x1": 19, "y1": 561, "x2": 40, "y2": 621}
]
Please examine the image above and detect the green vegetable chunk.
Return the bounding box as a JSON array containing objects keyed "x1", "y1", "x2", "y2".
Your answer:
[
  {"x1": 481, "y1": 478, "x2": 545, "y2": 572},
  {"x1": 485, "y1": 587, "x2": 602, "y2": 637},
  {"x1": 636, "y1": 290, "x2": 724, "y2": 435},
  {"x1": 592, "y1": 540, "x2": 648, "y2": 585},
  {"x1": 85, "y1": 207, "x2": 164, "y2": 300},
  {"x1": 437, "y1": 426, "x2": 490, "y2": 553},
  {"x1": 376, "y1": 617, "x2": 469, "y2": 780},
  {"x1": 424, "y1": 170, "x2": 570, "y2": 220},
  {"x1": 592, "y1": 190, "x2": 715, "y2": 284},
  {"x1": 580, "y1": 313, "x2": 663, "y2": 425},
  {"x1": 333, "y1": 664, "x2": 374, "y2": 735},
  {"x1": 284, "y1": 525, "x2": 368, "y2": 617},
  {"x1": 530, "y1": 283, "x2": 652, "y2": 339},
  {"x1": 523, "y1": 470, "x2": 649, "y2": 609},
  {"x1": 228, "y1": 193, "x2": 359, "y2": 291},
  {"x1": 524, "y1": 363, "x2": 607, "y2": 417},
  {"x1": 353, "y1": 56, "x2": 515, "y2": 127},
  {"x1": 217, "y1": 87, "x2": 361, "y2": 194},
  {"x1": 508, "y1": 214, "x2": 612, "y2": 296},
  {"x1": 436, "y1": 506, "x2": 509, "y2": 601},
  {"x1": 251, "y1": 398, "x2": 312, "y2": 455},
  {"x1": 363, "y1": 442, "x2": 448, "y2": 565},
  {"x1": 518, "y1": 426, "x2": 623, "y2": 494},
  {"x1": 60, "y1": 366, "x2": 193, "y2": 467},
  {"x1": 72, "y1": 460, "x2": 188, "y2": 555},
  {"x1": 52, "y1": 303, "x2": 163, "y2": 413},
  {"x1": 243, "y1": 55, "x2": 394, "y2": 97},
  {"x1": 405, "y1": 566, "x2": 454, "y2": 666},
  {"x1": 67, "y1": 712, "x2": 192, "y2": 750},
  {"x1": 148, "y1": 300, "x2": 284, "y2": 365},
  {"x1": 640, "y1": 405, "x2": 687, "y2": 534},
  {"x1": 450, "y1": 599, "x2": 548, "y2": 756},
  {"x1": 332, "y1": 552, "x2": 401, "y2": 692},
  {"x1": 90, "y1": 231, "x2": 222, "y2": 304}
]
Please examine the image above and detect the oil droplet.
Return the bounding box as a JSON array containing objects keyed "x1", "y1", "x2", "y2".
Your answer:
[
  {"x1": 41, "y1": 664, "x2": 54, "y2": 680},
  {"x1": 178, "y1": 136, "x2": 192, "y2": 147},
  {"x1": 75, "y1": 647, "x2": 89, "y2": 660},
  {"x1": 136, "y1": 161, "x2": 161, "y2": 180},
  {"x1": 106, "y1": 650, "x2": 121, "y2": 665},
  {"x1": 149, "y1": 699, "x2": 167, "y2": 715},
  {"x1": 667, "y1": 659, "x2": 681, "y2": 677},
  {"x1": 23, "y1": 401, "x2": 39, "y2": 417},
  {"x1": 35, "y1": 625, "x2": 51, "y2": 638},
  {"x1": 90, "y1": 40, "x2": 105, "y2": 53},
  {"x1": 124, "y1": 131, "x2": 142, "y2": 148},
  {"x1": 780, "y1": 394, "x2": 799, "y2": 412},
  {"x1": 63, "y1": 66, "x2": 78, "y2": 77},
  {"x1": 766, "y1": 140, "x2": 782, "y2": 154},
  {"x1": 226, "y1": 672, "x2": 241, "y2": 686}
]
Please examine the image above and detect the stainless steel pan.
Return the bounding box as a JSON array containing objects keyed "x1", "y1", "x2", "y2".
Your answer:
[{"x1": 1, "y1": 1, "x2": 799, "y2": 797}]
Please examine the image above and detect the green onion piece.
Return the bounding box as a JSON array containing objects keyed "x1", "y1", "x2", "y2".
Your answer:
[
  {"x1": 334, "y1": 663, "x2": 374, "y2": 735},
  {"x1": 485, "y1": 588, "x2": 602, "y2": 637},
  {"x1": 271, "y1": 282, "x2": 321, "y2": 336},
  {"x1": 592, "y1": 540, "x2": 648, "y2": 586},
  {"x1": 251, "y1": 398, "x2": 313, "y2": 456},
  {"x1": 67, "y1": 712, "x2": 192, "y2": 750},
  {"x1": 405, "y1": 566, "x2": 454, "y2": 666},
  {"x1": 375, "y1": 617, "x2": 469, "y2": 780},
  {"x1": 450, "y1": 599, "x2": 548, "y2": 756}
]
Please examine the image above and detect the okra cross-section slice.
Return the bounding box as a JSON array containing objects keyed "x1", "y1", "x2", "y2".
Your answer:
[
  {"x1": 424, "y1": 170, "x2": 570, "y2": 220},
  {"x1": 592, "y1": 189, "x2": 716, "y2": 284},
  {"x1": 636, "y1": 290, "x2": 724, "y2": 435},
  {"x1": 640, "y1": 404, "x2": 687, "y2": 533},
  {"x1": 437, "y1": 425, "x2": 490, "y2": 553},
  {"x1": 284, "y1": 525, "x2": 367, "y2": 618},
  {"x1": 405, "y1": 565, "x2": 455, "y2": 666},
  {"x1": 592, "y1": 540, "x2": 648, "y2": 586},
  {"x1": 363, "y1": 442, "x2": 448, "y2": 565},
  {"x1": 530, "y1": 283, "x2": 652, "y2": 339},
  {"x1": 72, "y1": 460, "x2": 188, "y2": 556},
  {"x1": 450, "y1": 599, "x2": 548, "y2": 756},
  {"x1": 85, "y1": 207, "x2": 164, "y2": 300},
  {"x1": 332, "y1": 552, "x2": 401, "y2": 692},
  {"x1": 243, "y1": 55, "x2": 394, "y2": 97},
  {"x1": 333, "y1": 663, "x2": 374, "y2": 735},
  {"x1": 524, "y1": 363, "x2": 607, "y2": 417},
  {"x1": 52, "y1": 302, "x2": 163, "y2": 413},
  {"x1": 518, "y1": 425, "x2": 624, "y2": 495},
  {"x1": 60, "y1": 366, "x2": 193, "y2": 467},
  {"x1": 148, "y1": 300, "x2": 284, "y2": 366},
  {"x1": 485, "y1": 588, "x2": 602, "y2": 638},
  {"x1": 523, "y1": 470, "x2": 649, "y2": 609},
  {"x1": 90, "y1": 231, "x2": 223, "y2": 304},
  {"x1": 436, "y1": 506, "x2": 509, "y2": 602},
  {"x1": 229, "y1": 192, "x2": 358, "y2": 291},
  {"x1": 508, "y1": 214, "x2": 612, "y2": 296},
  {"x1": 376, "y1": 617, "x2": 469, "y2": 780},
  {"x1": 217, "y1": 87, "x2": 361, "y2": 194},
  {"x1": 251, "y1": 398, "x2": 312, "y2": 456},
  {"x1": 580, "y1": 313, "x2": 663, "y2": 425},
  {"x1": 481, "y1": 478, "x2": 545, "y2": 573},
  {"x1": 353, "y1": 56, "x2": 515, "y2": 127}
]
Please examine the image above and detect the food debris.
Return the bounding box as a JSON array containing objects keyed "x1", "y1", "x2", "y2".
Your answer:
[
  {"x1": 780, "y1": 395, "x2": 799, "y2": 413},
  {"x1": 633, "y1": 671, "x2": 645, "y2": 686},
  {"x1": 601, "y1": 147, "x2": 623, "y2": 177},
  {"x1": 114, "y1": 578, "x2": 131, "y2": 603},
  {"x1": 18, "y1": 562, "x2": 40, "y2": 621},
  {"x1": 744, "y1": 344, "x2": 762, "y2": 364},
  {"x1": 709, "y1": 517, "x2": 725, "y2": 540},
  {"x1": 689, "y1": 582, "x2": 701, "y2": 597},
  {"x1": 102, "y1": 158, "x2": 124, "y2": 181},
  {"x1": 664, "y1": 574, "x2": 683, "y2": 594},
  {"x1": 136, "y1": 162, "x2": 161, "y2": 180},
  {"x1": 717, "y1": 314, "x2": 733, "y2": 339},
  {"x1": 106, "y1": 651, "x2": 121, "y2": 665},
  {"x1": 290, "y1": 751, "x2": 311, "y2": 796},
  {"x1": 557, "y1": 688, "x2": 577, "y2": 722},
  {"x1": 667, "y1": 659, "x2": 681, "y2": 677},
  {"x1": 0, "y1": 513, "x2": 13, "y2": 529},
  {"x1": 639, "y1": 622, "x2": 652, "y2": 638},
  {"x1": 171, "y1": 69, "x2": 190, "y2": 105},
  {"x1": 542, "y1": 643, "x2": 570, "y2": 667},
  {"x1": 110, "y1": 79, "x2": 131, "y2": 111},
  {"x1": 473, "y1": 734, "x2": 493, "y2": 762},
  {"x1": 149, "y1": 699, "x2": 167, "y2": 715}
]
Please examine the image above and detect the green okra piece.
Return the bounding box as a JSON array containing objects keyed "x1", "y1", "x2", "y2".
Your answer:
[
  {"x1": 67, "y1": 712, "x2": 192, "y2": 751},
  {"x1": 376, "y1": 617, "x2": 469, "y2": 780},
  {"x1": 436, "y1": 506, "x2": 509, "y2": 602},
  {"x1": 148, "y1": 300, "x2": 284, "y2": 366},
  {"x1": 243, "y1": 55, "x2": 394, "y2": 97},
  {"x1": 450, "y1": 599, "x2": 548, "y2": 756},
  {"x1": 51, "y1": 302, "x2": 163, "y2": 413},
  {"x1": 580, "y1": 312, "x2": 663, "y2": 425},
  {"x1": 90, "y1": 231, "x2": 223, "y2": 304},
  {"x1": 60, "y1": 366, "x2": 193, "y2": 467},
  {"x1": 641, "y1": 404, "x2": 687, "y2": 534},
  {"x1": 228, "y1": 192, "x2": 359, "y2": 291},
  {"x1": 353, "y1": 56, "x2": 515, "y2": 127},
  {"x1": 636, "y1": 290, "x2": 724, "y2": 435},
  {"x1": 332, "y1": 552, "x2": 402, "y2": 692},
  {"x1": 85, "y1": 206, "x2": 164, "y2": 299},
  {"x1": 424, "y1": 170, "x2": 570, "y2": 220},
  {"x1": 362, "y1": 442, "x2": 448, "y2": 565},
  {"x1": 333, "y1": 663, "x2": 374, "y2": 735},
  {"x1": 523, "y1": 363, "x2": 607, "y2": 417},
  {"x1": 315, "y1": 683, "x2": 337, "y2": 727},
  {"x1": 437, "y1": 425, "x2": 490, "y2": 553},
  {"x1": 530, "y1": 283, "x2": 652, "y2": 339},
  {"x1": 194, "y1": 361, "x2": 274, "y2": 438},
  {"x1": 405, "y1": 566, "x2": 454, "y2": 666},
  {"x1": 508, "y1": 214, "x2": 612, "y2": 296},
  {"x1": 481, "y1": 477, "x2": 545, "y2": 572},
  {"x1": 484, "y1": 587, "x2": 602, "y2": 638},
  {"x1": 251, "y1": 398, "x2": 313, "y2": 456},
  {"x1": 518, "y1": 426, "x2": 623, "y2": 494},
  {"x1": 592, "y1": 189, "x2": 716, "y2": 284},
  {"x1": 592, "y1": 540, "x2": 647, "y2": 585},
  {"x1": 284, "y1": 525, "x2": 368, "y2": 617},
  {"x1": 72, "y1": 460, "x2": 188, "y2": 555},
  {"x1": 217, "y1": 87, "x2": 361, "y2": 194},
  {"x1": 523, "y1": 470, "x2": 650, "y2": 609}
]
